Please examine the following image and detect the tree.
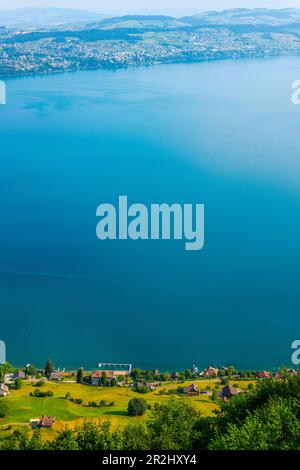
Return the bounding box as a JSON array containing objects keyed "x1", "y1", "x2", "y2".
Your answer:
[
  {"x1": 25, "y1": 364, "x2": 37, "y2": 376},
  {"x1": 0, "y1": 400, "x2": 9, "y2": 418},
  {"x1": 110, "y1": 377, "x2": 118, "y2": 387},
  {"x1": 45, "y1": 359, "x2": 54, "y2": 378},
  {"x1": 131, "y1": 368, "x2": 142, "y2": 381},
  {"x1": 122, "y1": 424, "x2": 150, "y2": 450},
  {"x1": 210, "y1": 397, "x2": 300, "y2": 450},
  {"x1": 145, "y1": 370, "x2": 152, "y2": 380},
  {"x1": 162, "y1": 372, "x2": 171, "y2": 382},
  {"x1": 227, "y1": 366, "x2": 236, "y2": 378},
  {"x1": 15, "y1": 378, "x2": 22, "y2": 390},
  {"x1": 101, "y1": 371, "x2": 108, "y2": 386},
  {"x1": 148, "y1": 397, "x2": 199, "y2": 450},
  {"x1": 128, "y1": 398, "x2": 147, "y2": 417},
  {"x1": 76, "y1": 368, "x2": 84, "y2": 384}
]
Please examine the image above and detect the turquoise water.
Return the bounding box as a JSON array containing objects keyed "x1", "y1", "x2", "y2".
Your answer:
[{"x1": 0, "y1": 57, "x2": 300, "y2": 371}]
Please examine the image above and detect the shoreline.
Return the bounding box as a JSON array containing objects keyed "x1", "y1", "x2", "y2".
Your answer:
[{"x1": 1, "y1": 52, "x2": 299, "y2": 82}]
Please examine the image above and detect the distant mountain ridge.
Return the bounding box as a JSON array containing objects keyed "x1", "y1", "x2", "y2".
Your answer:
[
  {"x1": 0, "y1": 8, "x2": 107, "y2": 28},
  {"x1": 1, "y1": 7, "x2": 300, "y2": 29},
  {"x1": 183, "y1": 8, "x2": 300, "y2": 26}
]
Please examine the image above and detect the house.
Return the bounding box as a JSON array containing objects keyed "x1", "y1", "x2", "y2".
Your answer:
[
  {"x1": 146, "y1": 382, "x2": 157, "y2": 390},
  {"x1": 40, "y1": 416, "x2": 56, "y2": 428},
  {"x1": 171, "y1": 372, "x2": 179, "y2": 380},
  {"x1": 181, "y1": 384, "x2": 200, "y2": 396},
  {"x1": 287, "y1": 369, "x2": 298, "y2": 376},
  {"x1": 4, "y1": 373, "x2": 14, "y2": 384},
  {"x1": 258, "y1": 371, "x2": 271, "y2": 379},
  {"x1": 90, "y1": 370, "x2": 127, "y2": 386},
  {"x1": 153, "y1": 369, "x2": 159, "y2": 376},
  {"x1": 222, "y1": 385, "x2": 239, "y2": 400},
  {"x1": 31, "y1": 416, "x2": 56, "y2": 429},
  {"x1": 135, "y1": 381, "x2": 156, "y2": 391},
  {"x1": 0, "y1": 383, "x2": 9, "y2": 397},
  {"x1": 203, "y1": 366, "x2": 218, "y2": 378},
  {"x1": 49, "y1": 372, "x2": 62, "y2": 381},
  {"x1": 13, "y1": 370, "x2": 26, "y2": 380}
]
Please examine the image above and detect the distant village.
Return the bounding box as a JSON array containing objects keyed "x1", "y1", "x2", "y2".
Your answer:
[{"x1": 1, "y1": 359, "x2": 299, "y2": 429}]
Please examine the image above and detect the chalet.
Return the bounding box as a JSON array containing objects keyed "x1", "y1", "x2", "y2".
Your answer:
[
  {"x1": 258, "y1": 371, "x2": 271, "y2": 379},
  {"x1": 31, "y1": 416, "x2": 56, "y2": 429},
  {"x1": 90, "y1": 370, "x2": 127, "y2": 386},
  {"x1": 40, "y1": 416, "x2": 56, "y2": 428},
  {"x1": 222, "y1": 385, "x2": 239, "y2": 400},
  {"x1": 13, "y1": 370, "x2": 26, "y2": 380},
  {"x1": 203, "y1": 366, "x2": 218, "y2": 378},
  {"x1": 0, "y1": 383, "x2": 9, "y2": 397},
  {"x1": 49, "y1": 372, "x2": 62, "y2": 381},
  {"x1": 181, "y1": 384, "x2": 200, "y2": 396}
]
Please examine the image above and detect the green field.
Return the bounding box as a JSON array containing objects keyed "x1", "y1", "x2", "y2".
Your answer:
[{"x1": 0, "y1": 379, "x2": 255, "y2": 439}]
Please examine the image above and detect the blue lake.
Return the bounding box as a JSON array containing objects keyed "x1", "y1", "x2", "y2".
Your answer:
[{"x1": 0, "y1": 57, "x2": 300, "y2": 371}]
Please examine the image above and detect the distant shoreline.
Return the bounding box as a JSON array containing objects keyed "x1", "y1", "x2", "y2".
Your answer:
[{"x1": 1, "y1": 53, "x2": 299, "y2": 82}]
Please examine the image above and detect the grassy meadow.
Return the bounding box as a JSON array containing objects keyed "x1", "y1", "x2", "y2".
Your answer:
[{"x1": 0, "y1": 379, "x2": 255, "y2": 440}]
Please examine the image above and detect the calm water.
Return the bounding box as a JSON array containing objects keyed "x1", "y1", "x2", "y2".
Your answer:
[{"x1": 0, "y1": 57, "x2": 300, "y2": 371}]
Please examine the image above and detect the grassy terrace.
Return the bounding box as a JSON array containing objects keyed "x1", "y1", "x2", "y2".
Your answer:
[{"x1": 0, "y1": 379, "x2": 255, "y2": 440}]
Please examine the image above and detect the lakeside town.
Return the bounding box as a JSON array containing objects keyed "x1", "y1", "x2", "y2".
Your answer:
[
  {"x1": 0, "y1": 359, "x2": 299, "y2": 437},
  {"x1": 1, "y1": 8, "x2": 300, "y2": 77}
]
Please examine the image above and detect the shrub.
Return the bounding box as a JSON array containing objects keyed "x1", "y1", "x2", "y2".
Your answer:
[
  {"x1": 88, "y1": 401, "x2": 98, "y2": 407},
  {"x1": 15, "y1": 378, "x2": 22, "y2": 390},
  {"x1": 135, "y1": 385, "x2": 151, "y2": 394},
  {"x1": 31, "y1": 389, "x2": 54, "y2": 398},
  {"x1": 0, "y1": 401, "x2": 9, "y2": 418},
  {"x1": 128, "y1": 398, "x2": 147, "y2": 417},
  {"x1": 34, "y1": 381, "x2": 45, "y2": 388}
]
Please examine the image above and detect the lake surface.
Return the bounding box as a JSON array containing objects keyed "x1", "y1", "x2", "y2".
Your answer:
[{"x1": 0, "y1": 57, "x2": 300, "y2": 371}]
